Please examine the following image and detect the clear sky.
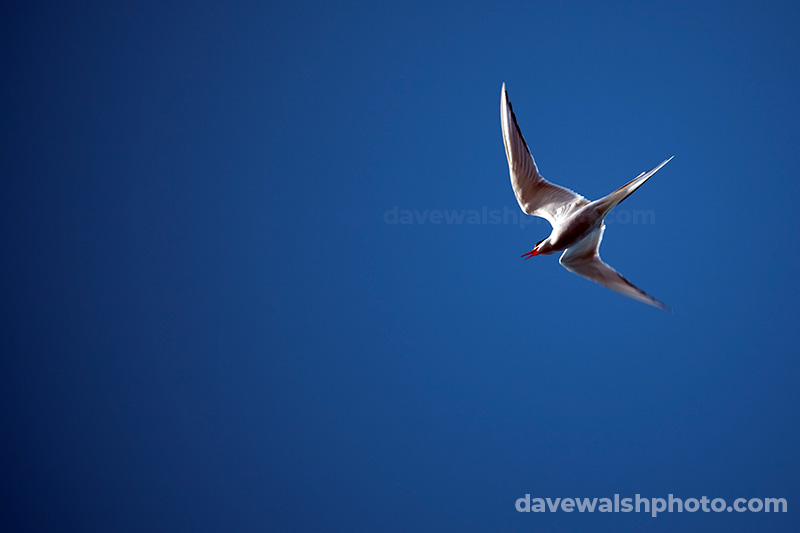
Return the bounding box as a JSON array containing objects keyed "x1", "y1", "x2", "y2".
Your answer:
[{"x1": 2, "y1": 1, "x2": 799, "y2": 531}]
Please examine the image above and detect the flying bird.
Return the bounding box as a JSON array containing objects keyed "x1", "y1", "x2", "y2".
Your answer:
[{"x1": 500, "y1": 83, "x2": 671, "y2": 309}]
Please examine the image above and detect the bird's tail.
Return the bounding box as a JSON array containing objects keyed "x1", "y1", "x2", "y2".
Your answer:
[{"x1": 591, "y1": 156, "x2": 673, "y2": 218}]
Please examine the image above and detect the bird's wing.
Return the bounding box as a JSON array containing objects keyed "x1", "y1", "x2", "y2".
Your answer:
[
  {"x1": 559, "y1": 225, "x2": 669, "y2": 310},
  {"x1": 591, "y1": 156, "x2": 674, "y2": 218},
  {"x1": 501, "y1": 83, "x2": 588, "y2": 227}
]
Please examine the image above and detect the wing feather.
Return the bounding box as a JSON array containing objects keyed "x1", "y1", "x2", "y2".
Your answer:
[
  {"x1": 500, "y1": 83, "x2": 588, "y2": 226},
  {"x1": 559, "y1": 226, "x2": 669, "y2": 310}
]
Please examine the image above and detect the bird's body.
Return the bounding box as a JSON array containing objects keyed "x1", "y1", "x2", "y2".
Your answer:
[{"x1": 500, "y1": 83, "x2": 672, "y2": 309}]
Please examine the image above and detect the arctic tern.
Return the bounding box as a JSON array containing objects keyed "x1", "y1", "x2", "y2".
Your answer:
[{"x1": 500, "y1": 83, "x2": 671, "y2": 309}]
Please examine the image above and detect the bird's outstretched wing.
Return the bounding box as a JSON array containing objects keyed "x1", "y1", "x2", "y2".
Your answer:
[
  {"x1": 559, "y1": 226, "x2": 669, "y2": 310},
  {"x1": 500, "y1": 83, "x2": 588, "y2": 227}
]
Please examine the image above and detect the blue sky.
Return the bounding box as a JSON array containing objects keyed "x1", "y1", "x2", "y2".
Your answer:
[{"x1": 2, "y1": 1, "x2": 799, "y2": 531}]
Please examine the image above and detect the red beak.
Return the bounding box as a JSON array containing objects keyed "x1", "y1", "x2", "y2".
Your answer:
[{"x1": 521, "y1": 248, "x2": 539, "y2": 260}]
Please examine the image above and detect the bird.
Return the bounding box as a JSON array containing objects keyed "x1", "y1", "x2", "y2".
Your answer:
[{"x1": 500, "y1": 82, "x2": 672, "y2": 309}]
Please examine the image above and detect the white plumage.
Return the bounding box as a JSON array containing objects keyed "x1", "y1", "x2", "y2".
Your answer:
[{"x1": 500, "y1": 83, "x2": 672, "y2": 309}]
